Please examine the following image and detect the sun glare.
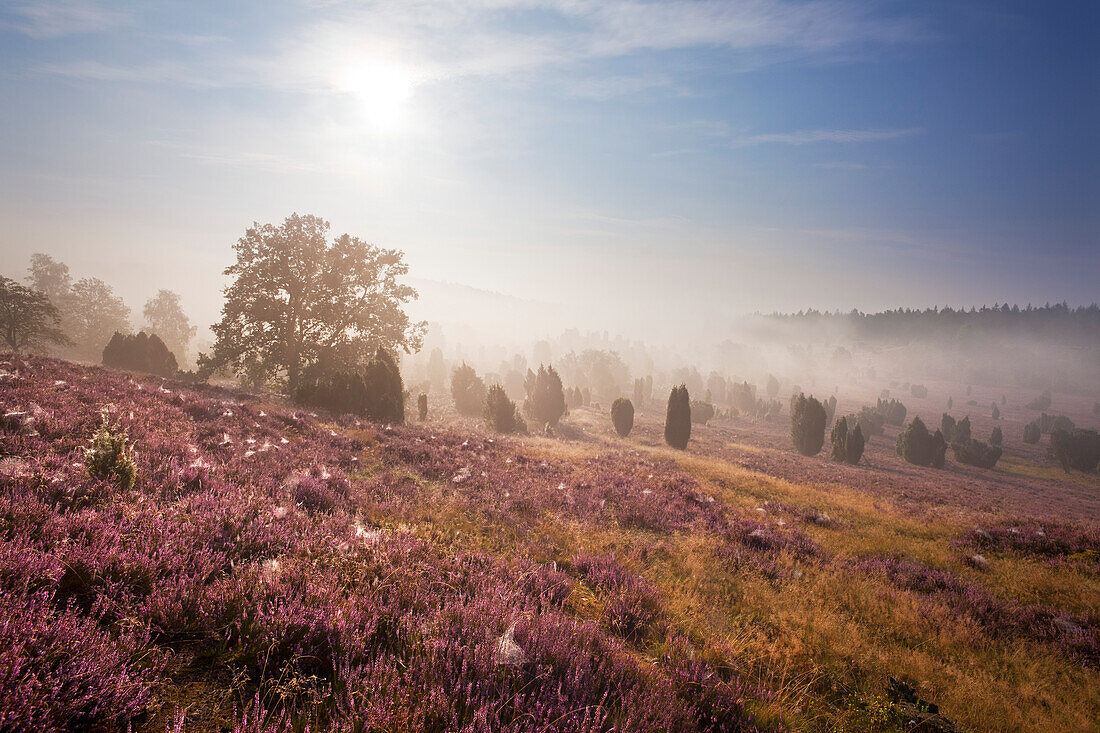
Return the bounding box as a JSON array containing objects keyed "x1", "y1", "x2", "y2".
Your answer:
[{"x1": 334, "y1": 58, "x2": 415, "y2": 131}]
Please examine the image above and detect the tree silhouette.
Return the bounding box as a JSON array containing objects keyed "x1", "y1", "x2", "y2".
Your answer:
[
  {"x1": 0, "y1": 276, "x2": 69, "y2": 352},
  {"x1": 200, "y1": 213, "x2": 424, "y2": 390}
]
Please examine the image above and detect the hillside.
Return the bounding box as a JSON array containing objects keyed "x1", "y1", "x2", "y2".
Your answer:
[{"x1": 1, "y1": 355, "x2": 1098, "y2": 732}]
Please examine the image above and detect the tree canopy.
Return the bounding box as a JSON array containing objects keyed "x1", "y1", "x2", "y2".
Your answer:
[
  {"x1": 143, "y1": 290, "x2": 197, "y2": 365},
  {"x1": 0, "y1": 276, "x2": 70, "y2": 352},
  {"x1": 68, "y1": 278, "x2": 131, "y2": 360},
  {"x1": 199, "y1": 213, "x2": 425, "y2": 390}
]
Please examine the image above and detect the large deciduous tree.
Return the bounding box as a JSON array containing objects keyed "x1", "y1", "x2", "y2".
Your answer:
[
  {"x1": 200, "y1": 213, "x2": 425, "y2": 390},
  {"x1": 143, "y1": 290, "x2": 197, "y2": 366},
  {"x1": 68, "y1": 277, "x2": 131, "y2": 359},
  {"x1": 0, "y1": 277, "x2": 70, "y2": 352},
  {"x1": 26, "y1": 253, "x2": 73, "y2": 306}
]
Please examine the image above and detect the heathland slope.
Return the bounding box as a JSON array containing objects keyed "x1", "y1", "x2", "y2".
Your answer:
[{"x1": 1, "y1": 355, "x2": 1097, "y2": 732}]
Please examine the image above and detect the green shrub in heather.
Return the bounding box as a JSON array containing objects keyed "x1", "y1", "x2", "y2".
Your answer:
[
  {"x1": 84, "y1": 411, "x2": 137, "y2": 490},
  {"x1": 941, "y1": 413, "x2": 957, "y2": 443},
  {"x1": 523, "y1": 365, "x2": 567, "y2": 429},
  {"x1": 484, "y1": 384, "x2": 524, "y2": 433},
  {"x1": 611, "y1": 398, "x2": 634, "y2": 438},
  {"x1": 1049, "y1": 428, "x2": 1100, "y2": 473},
  {"x1": 451, "y1": 363, "x2": 487, "y2": 417},
  {"x1": 664, "y1": 385, "x2": 691, "y2": 450},
  {"x1": 954, "y1": 438, "x2": 1003, "y2": 469},
  {"x1": 830, "y1": 416, "x2": 864, "y2": 465},
  {"x1": 690, "y1": 400, "x2": 715, "y2": 425},
  {"x1": 896, "y1": 416, "x2": 946, "y2": 468},
  {"x1": 953, "y1": 415, "x2": 972, "y2": 447},
  {"x1": 790, "y1": 393, "x2": 827, "y2": 457}
]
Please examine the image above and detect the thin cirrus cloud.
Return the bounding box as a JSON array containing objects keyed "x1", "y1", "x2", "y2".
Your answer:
[
  {"x1": 277, "y1": 0, "x2": 928, "y2": 88},
  {"x1": 0, "y1": 0, "x2": 130, "y2": 39},
  {"x1": 733, "y1": 128, "x2": 923, "y2": 147},
  {"x1": 12, "y1": 0, "x2": 928, "y2": 103}
]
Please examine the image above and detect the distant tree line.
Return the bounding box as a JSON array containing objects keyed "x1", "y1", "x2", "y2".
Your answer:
[{"x1": 755, "y1": 303, "x2": 1100, "y2": 345}]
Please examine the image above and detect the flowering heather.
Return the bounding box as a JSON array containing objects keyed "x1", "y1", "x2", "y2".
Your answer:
[
  {"x1": 853, "y1": 554, "x2": 1099, "y2": 664},
  {"x1": 957, "y1": 523, "x2": 1100, "y2": 558},
  {"x1": 375, "y1": 425, "x2": 823, "y2": 571},
  {"x1": 0, "y1": 355, "x2": 765, "y2": 731}
]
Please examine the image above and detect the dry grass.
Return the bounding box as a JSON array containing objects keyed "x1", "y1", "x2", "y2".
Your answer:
[{"x1": 441, "y1": 429, "x2": 1100, "y2": 732}]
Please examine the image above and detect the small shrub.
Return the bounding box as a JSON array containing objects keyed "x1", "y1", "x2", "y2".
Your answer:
[
  {"x1": 847, "y1": 407, "x2": 885, "y2": 437},
  {"x1": 102, "y1": 331, "x2": 178, "y2": 377},
  {"x1": 664, "y1": 385, "x2": 691, "y2": 450},
  {"x1": 931, "y1": 429, "x2": 947, "y2": 468},
  {"x1": 953, "y1": 415, "x2": 972, "y2": 447},
  {"x1": 754, "y1": 398, "x2": 781, "y2": 420},
  {"x1": 910, "y1": 384, "x2": 928, "y2": 398},
  {"x1": 823, "y1": 394, "x2": 837, "y2": 423},
  {"x1": 1049, "y1": 428, "x2": 1100, "y2": 473},
  {"x1": 877, "y1": 398, "x2": 907, "y2": 426},
  {"x1": 954, "y1": 439, "x2": 1003, "y2": 469},
  {"x1": 1023, "y1": 420, "x2": 1041, "y2": 444},
  {"x1": 941, "y1": 413, "x2": 956, "y2": 443},
  {"x1": 1039, "y1": 412, "x2": 1075, "y2": 435},
  {"x1": 729, "y1": 382, "x2": 757, "y2": 413},
  {"x1": 523, "y1": 365, "x2": 567, "y2": 428},
  {"x1": 451, "y1": 363, "x2": 487, "y2": 417},
  {"x1": 484, "y1": 384, "x2": 524, "y2": 433},
  {"x1": 293, "y1": 350, "x2": 403, "y2": 424},
  {"x1": 830, "y1": 416, "x2": 864, "y2": 465},
  {"x1": 1027, "y1": 390, "x2": 1052, "y2": 410},
  {"x1": 361, "y1": 349, "x2": 404, "y2": 424},
  {"x1": 896, "y1": 417, "x2": 945, "y2": 468},
  {"x1": 790, "y1": 393, "x2": 827, "y2": 457},
  {"x1": 610, "y1": 398, "x2": 634, "y2": 437},
  {"x1": 947, "y1": 396, "x2": 954, "y2": 410},
  {"x1": 417, "y1": 393, "x2": 427, "y2": 421},
  {"x1": 991, "y1": 403, "x2": 1000, "y2": 420},
  {"x1": 84, "y1": 410, "x2": 137, "y2": 490},
  {"x1": 990, "y1": 426, "x2": 1003, "y2": 447},
  {"x1": 689, "y1": 400, "x2": 715, "y2": 425}
]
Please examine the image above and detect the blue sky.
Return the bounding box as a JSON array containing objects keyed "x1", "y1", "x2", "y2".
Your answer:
[{"x1": 1, "y1": 0, "x2": 1096, "y2": 341}]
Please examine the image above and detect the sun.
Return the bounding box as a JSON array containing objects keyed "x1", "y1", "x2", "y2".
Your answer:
[{"x1": 334, "y1": 57, "x2": 416, "y2": 132}]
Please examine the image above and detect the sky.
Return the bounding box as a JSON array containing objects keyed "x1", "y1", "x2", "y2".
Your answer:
[{"x1": 1, "y1": 0, "x2": 1097, "y2": 343}]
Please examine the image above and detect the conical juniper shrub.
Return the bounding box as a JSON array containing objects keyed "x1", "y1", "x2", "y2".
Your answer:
[
  {"x1": 484, "y1": 384, "x2": 525, "y2": 434},
  {"x1": 523, "y1": 365, "x2": 567, "y2": 429},
  {"x1": 790, "y1": 393, "x2": 826, "y2": 456},
  {"x1": 664, "y1": 385, "x2": 691, "y2": 449},
  {"x1": 830, "y1": 417, "x2": 864, "y2": 465},
  {"x1": 896, "y1": 417, "x2": 947, "y2": 468}
]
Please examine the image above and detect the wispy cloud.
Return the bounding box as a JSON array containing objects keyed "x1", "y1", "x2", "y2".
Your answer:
[
  {"x1": 1, "y1": 0, "x2": 129, "y2": 38},
  {"x1": 650, "y1": 148, "x2": 703, "y2": 158},
  {"x1": 569, "y1": 73, "x2": 676, "y2": 100},
  {"x1": 25, "y1": 0, "x2": 928, "y2": 102},
  {"x1": 734, "y1": 128, "x2": 922, "y2": 146},
  {"x1": 813, "y1": 161, "x2": 870, "y2": 169}
]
